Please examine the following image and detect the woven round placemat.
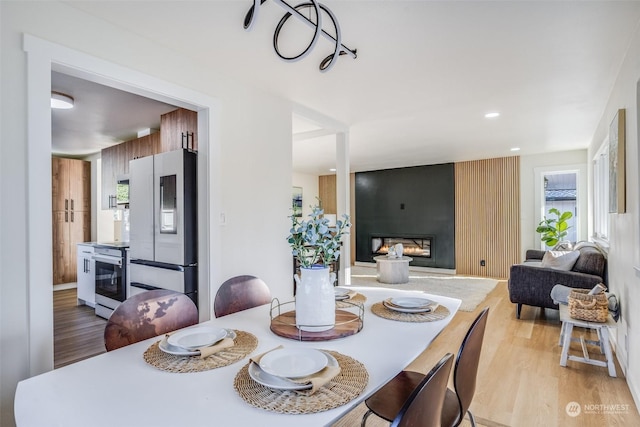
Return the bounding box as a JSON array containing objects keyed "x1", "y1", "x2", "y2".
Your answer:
[
  {"x1": 233, "y1": 350, "x2": 368, "y2": 414},
  {"x1": 371, "y1": 302, "x2": 450, "y2": 322},
  {"x1": 143, "y1": 330, "x2": 258, "y2": 373},
  {"x1": 336, "y1": 292, "x2": 366, "y2": 309}
]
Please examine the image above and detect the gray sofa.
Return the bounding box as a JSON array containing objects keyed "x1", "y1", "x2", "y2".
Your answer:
[{"x1": 508, "y1": 246, "x2": 607, "y2": 319}]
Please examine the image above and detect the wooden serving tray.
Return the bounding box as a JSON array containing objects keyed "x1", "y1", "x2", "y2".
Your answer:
[{"x1": 270, "y1": 309, "x2": 363, "y2": 341}]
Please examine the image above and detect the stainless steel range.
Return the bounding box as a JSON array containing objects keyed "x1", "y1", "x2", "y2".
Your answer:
[{"x1": 93, "y1": 244, "x2": 128, "y2": 319}]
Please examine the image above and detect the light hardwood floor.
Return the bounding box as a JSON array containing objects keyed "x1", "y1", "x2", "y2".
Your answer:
[
  {"x1": 334, "y1": 280, "x2": 640, "y2": 427},
  {"x1": 54, "y1": 283, "x2": 639, "y2": 426}
]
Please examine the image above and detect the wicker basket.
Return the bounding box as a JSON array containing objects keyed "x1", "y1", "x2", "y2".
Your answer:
[{"x1": 568, "y1": 289, "x2": 609, "y2": 323}]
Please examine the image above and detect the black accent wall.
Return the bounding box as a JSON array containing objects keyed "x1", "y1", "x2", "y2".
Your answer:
[{"x1": 355, "y1": 164, "x2": 455, "y2": 269}]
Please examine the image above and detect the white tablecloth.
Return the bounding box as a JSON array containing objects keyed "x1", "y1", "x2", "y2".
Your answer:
[{"x1": 15, "y1": 287, "x2": 460, "y2": 427}]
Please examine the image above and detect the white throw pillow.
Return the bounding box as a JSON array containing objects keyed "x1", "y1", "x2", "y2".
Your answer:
[{"x1": 541, "y1": 250, "x2": 580, "y2": 271}]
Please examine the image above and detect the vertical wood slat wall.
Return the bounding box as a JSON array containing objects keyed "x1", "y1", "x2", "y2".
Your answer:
[
  {"x1": 455, "y1": 157, "x2": 520, "y2": 279},
  {"x1": 318, "y1": 175, "x2": 337, "y2": 214}
]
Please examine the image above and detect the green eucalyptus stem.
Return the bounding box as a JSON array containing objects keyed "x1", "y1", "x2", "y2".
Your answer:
[{"x1": 287, "y1": 204, "x2": 351, "y2": 269}]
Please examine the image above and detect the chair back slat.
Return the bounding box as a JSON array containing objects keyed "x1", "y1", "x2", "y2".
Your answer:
[
  {"x1": 392, "y1": 353, "x2": 454, "y2": 427},
  {"x1": 104, "y1": 289, "x2": 198, "y2": 351},
  {"x1": 453, "y1": 307, "x2": 490, "y2": 419},
  {"x1": 213, "y1": 275, "x2": 271, "y2": 318}
]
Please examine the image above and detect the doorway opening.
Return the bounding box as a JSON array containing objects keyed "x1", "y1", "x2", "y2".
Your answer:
[{"x1": 26, "y1": 34, "x2": 216, "y2": 373}]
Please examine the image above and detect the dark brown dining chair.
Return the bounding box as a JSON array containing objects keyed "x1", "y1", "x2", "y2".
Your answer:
[
  {"x1": 362, "y1": 353, "x2": 454, "y2": 427},
  {"x1": 104, "y1": 289, "x2": 198, "y2": 351},
  {"x1": 213, "y1": 275, "x2": 272, "y2": 318},
  {"x1": 441, "y1": 307, "x2": 489, "y2": 427},
  {"x1": 362, "y1": 307, "x2": 490, "y2": 427}
]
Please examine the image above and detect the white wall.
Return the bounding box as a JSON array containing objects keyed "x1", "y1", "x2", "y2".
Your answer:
[
  {"x1": 519, "y1": 150, "x2": 588, "y2": 257},
  {"x1": 0, "y1": 2, "x2": 295, "y2": 425},
  {"x1": 586, "y1": 19, "x2": 640, "y2": 410},
  {"x1": 292, "y1": 171, "x2": 319, "y2": 219}
]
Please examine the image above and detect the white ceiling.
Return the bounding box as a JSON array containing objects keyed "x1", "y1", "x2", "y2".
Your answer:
[
  {"x1": 56, "y1": 1, "x2": 640, "y2": 175},
  {"x1": 51, "y1": 71, "x2": 180, "y2": 156}
]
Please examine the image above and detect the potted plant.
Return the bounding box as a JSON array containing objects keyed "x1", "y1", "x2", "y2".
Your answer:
[
  {"x1": 287, "y1": 204, "x2": 350, "y2": 331},
  {"x1": 536, "y1": 208, "x2": 573, "y2": 248}
]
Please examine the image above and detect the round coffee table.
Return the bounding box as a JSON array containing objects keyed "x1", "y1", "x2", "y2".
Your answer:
[{"x1": 374, "y1": 256, "x2": 413, "y2": 284}]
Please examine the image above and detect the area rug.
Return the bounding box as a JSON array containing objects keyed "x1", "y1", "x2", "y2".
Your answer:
[{"x1": 348, "y1": 265, "x2": 498, "y2": 312}]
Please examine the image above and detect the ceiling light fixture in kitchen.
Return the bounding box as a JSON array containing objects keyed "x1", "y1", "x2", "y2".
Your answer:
[
  {"x1": 51, "y1": 92, "x2": 74, "y2": 109},
  {"x1": 243, "y1": 0, "x2": 357, "y2": 72}
]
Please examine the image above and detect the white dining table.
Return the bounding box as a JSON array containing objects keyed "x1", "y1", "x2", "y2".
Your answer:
[{"x1": 14, "y1": 287, "x2": 460, "y2": 427}]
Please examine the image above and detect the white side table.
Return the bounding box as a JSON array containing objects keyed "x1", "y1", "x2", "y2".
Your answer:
[
  {"x1": 374, "y1": 256, "x2": 413, "y2": 284},
  {"x1": 559, "y1": 304, "x2": 617, "y2": 377}
]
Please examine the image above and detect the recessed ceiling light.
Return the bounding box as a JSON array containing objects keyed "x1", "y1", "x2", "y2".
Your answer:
[
  {"x1": 329, "y1": 168, "x2": 337, "y2": 172},
  {"x1": 484, "y1": 112, "x2": 500, "y2": 119},
  {"x1": 510, "y1": 147, "x2": 521, "y2": 152},
  {"x1": 51, "y1": 92, "x2": 74, "y2": 109}
]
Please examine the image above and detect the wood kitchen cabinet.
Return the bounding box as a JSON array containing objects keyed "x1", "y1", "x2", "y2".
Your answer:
[
  {"x1": 101, "y1": 132, "x2": 159, "y2": 209},
  {"x1": 52, "y1": 157, "x2": 91, "y2": 285},
  {"x1": 160, "y1": 108, "x2": 197, "y2": 152}
]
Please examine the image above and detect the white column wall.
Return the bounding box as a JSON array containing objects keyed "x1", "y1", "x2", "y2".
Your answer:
[{"x1": 1, "y1": 2, "x2": 294, "y2": 425}]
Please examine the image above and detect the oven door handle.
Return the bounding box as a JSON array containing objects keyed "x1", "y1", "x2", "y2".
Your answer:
[{"x1": 92, "y1": 254, "x2": 122, "y2": 266}]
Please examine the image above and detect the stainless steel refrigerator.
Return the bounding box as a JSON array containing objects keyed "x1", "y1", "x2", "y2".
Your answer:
[{"x1": 128, "y1": 149, "x2": 198, "y2": 307}]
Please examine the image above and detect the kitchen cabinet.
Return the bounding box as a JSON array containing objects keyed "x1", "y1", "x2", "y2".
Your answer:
[
  {"x1": 100, "y1": 143, "x2": 118, "y2": 209},
  {"x1": 76, "y1": 244, "x2": 95, "y2": 307},
  {"x1": 52, "y1": 157, "x2": 91, "y2": 285},
  {"x1": 101, "y1": 132, "x2": 160, "y2": 209},
  {"x1": 160, "y1": 108, "x2": 198, "y2": 152}
]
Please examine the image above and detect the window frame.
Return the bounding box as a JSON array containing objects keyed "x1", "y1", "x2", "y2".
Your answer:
[{"x1": 592, "y1": 139, "x2": 610, "y2": 244}]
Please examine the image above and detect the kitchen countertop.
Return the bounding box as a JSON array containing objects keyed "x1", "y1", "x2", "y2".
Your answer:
[{"x1": 79, "y1": 241, "x2": 130, "y2": 249}]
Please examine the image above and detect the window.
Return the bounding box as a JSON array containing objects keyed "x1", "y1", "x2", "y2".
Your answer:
[
  {"x1": 543, "y1": 172, "x2": 578, "y2": 243},
  {"x1": 534, "y1": 164, "x2": 587, "y2": 249},
  {"x1": 593, "y1": 141, "x2": 609, "y2": 241}
]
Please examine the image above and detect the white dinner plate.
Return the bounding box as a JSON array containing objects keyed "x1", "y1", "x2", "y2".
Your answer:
[
  {"x1": 335, "y1": 287, "x2": 351, "y2": 300},
  {"x1": 387, "y1": 297, "x2": 436, "y2": 308},
  {"x1": 167, "y1": 326, "x2": 227, "y2": 350},
  {"x1": 383, "y1": 300, "x2": 435, "y2": 313},
  {"x1": 249, "y1": 351, "x2": 338, "y2": 390},
  {"x1": 259, "y1": 348, "x2": 328, "y2": 378},
  {"x1": 160, "y1": 329, "x2": 236, "y2": 355}
]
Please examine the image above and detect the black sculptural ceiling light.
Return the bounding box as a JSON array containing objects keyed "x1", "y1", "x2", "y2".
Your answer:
[{"x1": 244, "y1": 0, "x2": 357, "y2": 72}]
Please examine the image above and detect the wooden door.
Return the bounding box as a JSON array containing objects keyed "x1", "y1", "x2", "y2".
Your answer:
[
  {"x1": 69, "y1": 211, "x2": 91, "y2": 252},
  {"x1": 52, "y1": 157, "x2": 70, "y2": 212},
  {"x1": 53, "y1": 158, "x2": 91, "y2": 284},
  {"x1": 52, "y1": 211, "x2": 71, "y2": 285},
  {"x1": 69, "y1": 159, "x2": 90, "y2": 212}
]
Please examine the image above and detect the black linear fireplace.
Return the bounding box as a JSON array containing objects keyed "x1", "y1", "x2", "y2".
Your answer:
[
  {"x1": 371, "y1": 236, "x2": 432, "y2": 258},
  {"x1": 355, "y1": 163, "x2": 455, "y2": 269}
]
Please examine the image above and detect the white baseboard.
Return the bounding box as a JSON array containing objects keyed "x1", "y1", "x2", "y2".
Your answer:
[
  {"x1": 53, "y1": 282, "x2": 77, "y2": 291},
  {"x1": 353, "y1": 261, "x2": 456, "y2": 275},
  {"x1": 77, "y1": 299, "x2": 96, "y2": 308},
  {"x1": 609, "y1": 322, "x2": 640, "y2": 413}
]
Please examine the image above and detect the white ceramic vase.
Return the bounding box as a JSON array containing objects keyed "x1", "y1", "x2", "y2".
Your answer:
[{"x1": 293, "y1": 266, "x2": 336, "y2": 332}]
